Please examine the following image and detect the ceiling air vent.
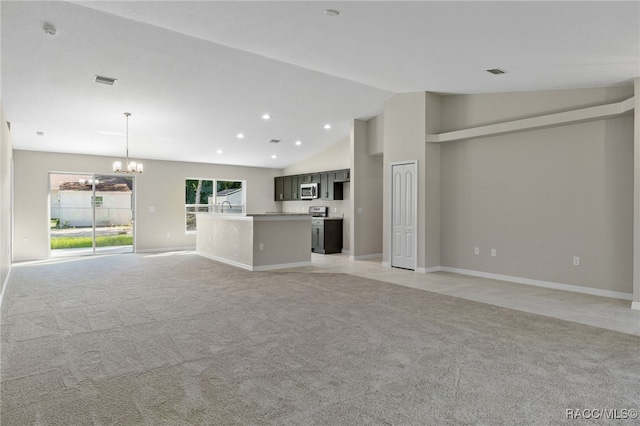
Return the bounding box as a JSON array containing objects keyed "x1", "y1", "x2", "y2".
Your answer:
[
  {"x1": 94, "y1": 75, "x2": 117, "y2": 85},
  {"x1": 268, "y1": 139, "x2": 281, "y2": 144},
  {"x1": 486, "y1": 68, "x2": 506, "y2": 75}
]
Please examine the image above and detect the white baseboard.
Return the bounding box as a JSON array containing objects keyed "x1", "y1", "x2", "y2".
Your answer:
[
  {"x1": 384, "y1": 265, "x2": 440, "y2": 273},
  {"x1": 196, "y1": 251, "x2": 252, "y2": 270},
  {"x1": 632, "y1": 301, "x2": 640, "y2": 311},
  {"x1": 196, "y1": 251, "x2": 311, "y2": 272},
  {"x1": 439, "y1": 266, "x2": 633, "y2": 301},
  {"x1": 350, "y1": 253, "x2": 383, "y2": 261},
  {"x1": 137, "y1": 246, "x2": 195, "y2": 254},
  {"x1": 253, "y1": 261, "x2": 313, "y2": 271},
  {"x1": 381, "y1": 261, "x2": 391, "y2": 268},
  {"x1": 341, "y1": 249, "x2": 351, "y2": 255}
]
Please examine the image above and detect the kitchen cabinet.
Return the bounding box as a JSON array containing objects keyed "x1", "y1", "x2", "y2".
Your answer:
[
  {"x1": 300, "y1": 173, "x2": 320, "y2": 184},
  {"x1": 319, "y1": 172, "x2": 343, "y2": 200},
  {"x1": 275, "y1": 169, "x2": 348, "y2": 201},
  {"x1": 283, "y1": 176, "x2": 294, "y2": 200},
  {"x1": 275, "y1": 176, "x2": 300, "y2": 201},
  {"x1": 319, "y1": 172, "x2": 330, "y2": 200},
  {"x1": 334, "y1": 169, "x2": 350, "y2": 182},
  {"x1": 291, "y1": 175, "x2": 300, "y2": 200},
  {"x1": 274, "y1": 177, "x2": 284, "y2": 201},
  {"x1": 311, "y1": 218, "x2": 343, "y2": 254}
]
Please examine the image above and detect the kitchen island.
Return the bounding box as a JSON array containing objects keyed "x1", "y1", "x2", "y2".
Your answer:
[{"x1": 196, "y1": 213, "x2": 312, "y2": 271}]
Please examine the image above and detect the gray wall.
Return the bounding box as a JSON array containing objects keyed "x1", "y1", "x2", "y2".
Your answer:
[
  {"x1": 351, "y1": 119, "x2": 383, "y2": 258},
  {"x1": 367, "y1": 115, "x2": 384, "y2": 156},
  {"x1": 12, "y1": 150, "x2": 281, "y2": 261},
  {"x1": 439, "y1": 87, "x2": 634, "y2": 294}
]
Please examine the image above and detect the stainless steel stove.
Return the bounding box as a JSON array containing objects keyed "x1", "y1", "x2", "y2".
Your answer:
[
  {"x1": 309, "y1": 206, "x2": 328, "y2": 218},
  {"x1": 309, "y1": 206, "x2": 342, "y2": 254}
]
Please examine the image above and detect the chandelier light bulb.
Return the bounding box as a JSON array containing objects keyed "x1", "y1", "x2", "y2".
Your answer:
[{"x1": 113, "y1": 112, "x2": 144, "y2": 174}]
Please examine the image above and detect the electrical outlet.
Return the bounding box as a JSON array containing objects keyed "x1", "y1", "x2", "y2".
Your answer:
[
  {"x1": 166, "y1": 232, "x2": 171, "y2": 238},
  {"x1": 259, "y1": 243, "x2": 264, "y2": 251},
  {"x1": 474, "y1": 247, "x2": 480, "y2": 255},
  {"x1": 573, "y1": 256, "x2": 580, "y2": 266},
  {"x1": 23, "y1": 237, "x2": 29, "y2": 244},
  {"x1": 491, "y1": 249, "x2": 497, "y2": 257}
]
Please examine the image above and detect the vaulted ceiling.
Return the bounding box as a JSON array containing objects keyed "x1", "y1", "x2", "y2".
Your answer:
[{"x1": 2, "y1": 1, "x2": 639, "y2": 168}]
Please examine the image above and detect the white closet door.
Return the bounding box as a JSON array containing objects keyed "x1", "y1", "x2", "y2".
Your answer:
[{"x1": 391, "y1": 162, "x2": 416, "y2": 270}]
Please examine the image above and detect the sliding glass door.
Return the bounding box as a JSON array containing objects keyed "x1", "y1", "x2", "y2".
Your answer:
[{"x1": 49, "y1": 173, "x2": 134, "y2": 257}]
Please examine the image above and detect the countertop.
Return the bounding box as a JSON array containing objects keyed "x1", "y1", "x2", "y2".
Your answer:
[
  {"x1": 197, "y1": 212, "x2": 344, "y2": 220},
  {"x1": 196, "y1": 212, "x2": 312, "y2": 221},
  {"x1": 260, "y1": 212, "x2": 311, "y2": 216}
]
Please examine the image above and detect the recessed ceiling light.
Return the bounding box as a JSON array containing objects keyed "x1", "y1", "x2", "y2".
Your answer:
[
  {"x1": 324, "y1": 9, "x2": 340, "y2": 16},
  {"x1": 295, "y1": 140, "x2": 302, "y2": 146},
  {"x1": 271, "y1": 154, "x2": 277, "y2": 159},
  {"x1": 324, "y1": 124, "x2": 331, "y2": 130},
  {"x1": 216, "y1": 149, "x2": 223, "y2": 154},
  {"x1": 236, "y1": 133, "x2": 244, "y2": 139},
  {"x1": 262, "y1": 114, "x2": 271, "y2": 120}
]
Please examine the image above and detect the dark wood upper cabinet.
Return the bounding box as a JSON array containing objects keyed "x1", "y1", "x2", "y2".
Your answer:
[{"x1": 275, "y1": 169, "x2": 349, "y2": 201}]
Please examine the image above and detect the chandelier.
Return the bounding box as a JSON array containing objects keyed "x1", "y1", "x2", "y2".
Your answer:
[{"x1": 113, "y1": 112, "x2": 143, "y2": 173}]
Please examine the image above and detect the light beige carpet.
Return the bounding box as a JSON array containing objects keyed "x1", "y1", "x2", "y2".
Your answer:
[{"x1": 1, "y1": 253, "x2": 639, "y2": 425}]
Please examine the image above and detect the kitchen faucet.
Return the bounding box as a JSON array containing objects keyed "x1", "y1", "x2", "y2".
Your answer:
[{"x1": 221, "y1": 201, "x2": 232, "y2": 213}]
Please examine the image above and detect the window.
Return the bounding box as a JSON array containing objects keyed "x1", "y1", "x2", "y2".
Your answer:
[
  {"x1": 185, "y1": 179, "x2": 213, "y2": 232},
  {"x1": 216, "y1": 180, "x2": 243, "y2": 211},
  {"x1": 185, "y1": 178, "x2": 245, "y2": 233}
]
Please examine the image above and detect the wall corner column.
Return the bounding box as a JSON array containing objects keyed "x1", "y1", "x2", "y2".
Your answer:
[
  {"x1": 350, "y1": 117, "x2": 383, "y2": 260},
  {"x1": 382, "y1": 92, "x2": 441, "y2": 271},
  {"x1": 424, "y1": 92, "x2": 442, "y2": 270},
  {"x1": 633, "y1": 77, "x2": 640, "y2": 310}
]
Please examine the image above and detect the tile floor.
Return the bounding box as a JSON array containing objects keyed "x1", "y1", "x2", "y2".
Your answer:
[{"x1": 284, "y1": 253, "x2": 640, "y2": 336}]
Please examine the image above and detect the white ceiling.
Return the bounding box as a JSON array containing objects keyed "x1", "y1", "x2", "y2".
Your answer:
[{"x1": 2, "y1": 1, "x2": 639, "y2": 169}]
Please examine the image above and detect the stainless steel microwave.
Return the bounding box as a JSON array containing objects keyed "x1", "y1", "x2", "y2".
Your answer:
[{"x1": 300, "y1": 183, "x2": 318, "y2": 199}]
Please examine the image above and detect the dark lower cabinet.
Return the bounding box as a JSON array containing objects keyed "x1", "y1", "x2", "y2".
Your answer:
[{"x1": 311, "y1": 218, "x2": 343, "y2": 254}]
